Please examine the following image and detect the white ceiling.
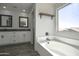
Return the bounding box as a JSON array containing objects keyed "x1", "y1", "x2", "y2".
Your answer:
[
  {"x1": 0, "y1": 3, "x2": 33, "y2": 12},
  {"x1": 0, "y1": 3, "x2": 65, "y2": 13}
]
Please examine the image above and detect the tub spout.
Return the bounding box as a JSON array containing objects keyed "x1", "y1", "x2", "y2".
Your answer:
[{"x1": 46, "y1": 38, "x2": 51, "y2": 41}]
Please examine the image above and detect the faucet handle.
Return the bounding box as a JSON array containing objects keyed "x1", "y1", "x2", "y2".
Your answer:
[
  {"x1": 45, "y1": 32, "x2": 49, "y2": 36},
  {"x1": 46, "y1": 38, "x2": 50, "y2": 41}
]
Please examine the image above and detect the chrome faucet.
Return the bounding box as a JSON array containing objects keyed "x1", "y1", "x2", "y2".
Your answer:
[
  {"x1": 46, "y1": 38, "x2": 50, "y2": 44},
  {"x1": 46, "y1": 38, "x2": 50, "y2": 41}
]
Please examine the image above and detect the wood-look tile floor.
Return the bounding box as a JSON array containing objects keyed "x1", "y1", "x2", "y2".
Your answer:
[{"x1": 0, "y1": 42, "x2": 40, "y2": 56}]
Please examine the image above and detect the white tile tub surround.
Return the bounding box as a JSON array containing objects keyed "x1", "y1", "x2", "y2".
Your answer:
[
  {"x1": 37, "y1": 36, "x2": 79, "y2": 46},
  {"x1": 37, "y1": 36, "x2": 79, "y2": 56},
  {"x1": 54, "y1": 36, "x2": 79, "y2": 46}
]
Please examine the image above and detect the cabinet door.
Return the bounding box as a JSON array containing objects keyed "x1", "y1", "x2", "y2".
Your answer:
[
  {"x1": 0, "y1": 32, "x2": 14, "y2": 45},
  {"x1": 14, "y1": 32, "x2": 24, "y2": 43},
  {"x1": 0, "y1": 32, "x2": 5, "y2": 45},
  {"x1": 7, "y1": 32, "x2": 14, "y2": 44},
  {"x1": 14, "y1": 32, "x2": 32, "y2": 43},
  {"x1": 24, "y1": 32, "x2": 32, "y2": 42}
]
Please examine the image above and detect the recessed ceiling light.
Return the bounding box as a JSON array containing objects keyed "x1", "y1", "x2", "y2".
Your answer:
[
  {"x1": 22, "y1": 9, "x2": 26, "y2": 12},
  {"x1": 3, "y1": 6, "x2": 6, "y2": 9}
]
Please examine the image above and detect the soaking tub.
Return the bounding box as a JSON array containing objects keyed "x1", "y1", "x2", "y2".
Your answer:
[{"x1": 37, "y1": 36, "x2": 79, "y2": 56}]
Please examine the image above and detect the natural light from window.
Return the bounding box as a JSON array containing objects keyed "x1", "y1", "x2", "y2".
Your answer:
[{"x1": 58, "y1": 3, "x2": 79, "y2": 32}]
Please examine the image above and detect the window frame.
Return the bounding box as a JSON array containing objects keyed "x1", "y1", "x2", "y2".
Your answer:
[{"x1": 56, "y1": 3, "x2": 71, "y2": 32}]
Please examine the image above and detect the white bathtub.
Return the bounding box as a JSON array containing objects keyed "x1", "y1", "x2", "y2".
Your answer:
[{"x1": 37, "y1": 36, "x2": 79, "y2": 56}]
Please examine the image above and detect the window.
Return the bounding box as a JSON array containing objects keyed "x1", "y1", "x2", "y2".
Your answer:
[{"x1": 58, "y1": 3, "x2": 79, "y2": 32}]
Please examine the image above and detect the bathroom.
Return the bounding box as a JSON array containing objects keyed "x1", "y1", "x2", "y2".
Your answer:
[{"x1": 0, "y1": 3, "x2": 79, "y2": 56}]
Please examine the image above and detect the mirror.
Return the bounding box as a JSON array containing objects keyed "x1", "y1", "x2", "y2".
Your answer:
[
  {"x1": 0, "y1": 14, "x2": 12, "y2": 27},
  {"x1": 19, "y1": 16, "x2": 28, "y2": 28}
]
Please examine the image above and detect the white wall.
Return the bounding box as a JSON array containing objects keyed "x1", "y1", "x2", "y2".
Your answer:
[
  {"x1": 35, "y1": 3, "x2": 56, "y2": 37},
  {"x1": 35, "y1": 3, "x2": 56, "y2": 51}
]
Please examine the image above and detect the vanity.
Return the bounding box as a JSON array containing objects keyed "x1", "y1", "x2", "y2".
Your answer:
[{"x1": 0, "y1": 29, "x2": 32, "y2": 46}]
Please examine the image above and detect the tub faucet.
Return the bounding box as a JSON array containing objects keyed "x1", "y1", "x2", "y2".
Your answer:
[
  {"x1": 46, "y1": 38, "x2": 50, "y2": 41},
  {"x1": 46, "y1": 38, "x2": 50, "y2": 44}
]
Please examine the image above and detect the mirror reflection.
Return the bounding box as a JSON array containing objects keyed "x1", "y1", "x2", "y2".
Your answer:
[
  {"x1": 19, "y1": 16, "x2": 28, "y2": 28},
  {"x1": 0, "y1": 14, "x2": 12, "y2": 27}
]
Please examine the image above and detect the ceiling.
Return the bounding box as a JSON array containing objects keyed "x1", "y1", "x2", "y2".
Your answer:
[{"x1": 0, "y1": 3, "x2": 34, "y2": 13}]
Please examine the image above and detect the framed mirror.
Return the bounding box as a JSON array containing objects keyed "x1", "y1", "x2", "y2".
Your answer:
[
  {"x1": 0, "y1": 14, "x2": 12, "y2": 27},
  {"x1": 19, "y1": 16, "x2": 29, "y2": 28}
]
